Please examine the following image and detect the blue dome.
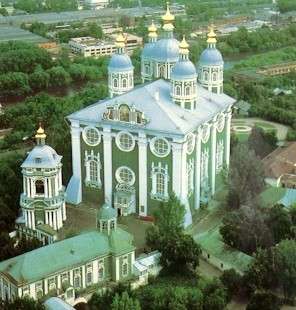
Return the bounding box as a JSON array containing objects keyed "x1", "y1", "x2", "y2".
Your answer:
[
  {"x1": 141, "y1": 42, "x2": 155, "y2": 59},
  {"x1": 152, "y1": 38, "x2": 179, "y2": 62},
  {"x1": 108, "y1": 53, "x2": 133, "y2": 72},
  {"x1": 199, "y1": 47, "x2": 223, "y2": 66},
  {"x1": 21, "y1": 145, "x2": 61, "y2": 169},
  {"x1": 171, "y1": 60, "x2": 197, "y2": 79}
]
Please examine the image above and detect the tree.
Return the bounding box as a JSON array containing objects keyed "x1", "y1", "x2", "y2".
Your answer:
[
  {"x1": 267, "y1": 204, "x2": 292, "y2": 243},
  {"x1": 111, "y1": 292, "x2": 141, "y2": 310},
  {"x1": 202, "y1": 279, "x2": 228, "y2": 310},
  {"x1": 29, "y1": 66, "x2": 50, "y2": 90},
  {"x1": 0, "y1": 296, "x2": 45, "y2": 309},
  {"x1": 220, "y1": 269, "x2": 242, "y2": 301},
  {"x1": 274, "y1": 239, "x2": 296, "y2": 300},
  {"x1": 146, "y1": 194, "x2": 201, "y2": 275},
  {"x1": 227, "y1": 143, "x2": 265, "y2": 209},
  {"x1": 0, "y1": 8, "x2": 8, "y2": 16},
  {"x1": 246, "y1": 292, "x2": 280, "y2": 310},
  {"x1": 220, "y1": 206, "x2": 273, "y2": 254},
  {"x1": 47, "y1": 66, "x2": 71, "y2": 87},
  {"x1": 248, "y1": 126, "x2": 277, "y2": 159}
]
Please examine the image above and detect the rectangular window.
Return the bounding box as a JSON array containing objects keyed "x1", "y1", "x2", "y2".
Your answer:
[{"x1": 156, "y1": 173, "x2": 165, "y2": 196}]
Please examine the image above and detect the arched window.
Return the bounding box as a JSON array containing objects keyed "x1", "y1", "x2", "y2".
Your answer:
[
  {"x1": 113, "y1": 78, "x2": 118, "y2": 88},
  {"x1": 156, "y1": 173, "x2": 165, "y2": 196},
  {"x1": 119, "y1": 105, "x2": 130, "y2": 122},
  {"x1": 185, "y1": 86, "x2": 190, "y2": 96},
  {"x1": 89, "y1": 161, "x2": 98, "y2": 183},
  {"x1": 204, "y1": 71, "x2": 209, "y2": 81},
  {"x1": 151, "y1": 163, "x2": 169, "y2": 201},
  {"x1": 159, "y1": 65, "x2": 165, "y2": 78},
  {"x1": 35, "y1": 180, "x2": 44, "y2": 195},
  {"x1": 145, "y1": 65, "x2": 150, "y2": 74},
  {"x1": 176, "y1": 85, "x2": 181, "y2": 96},
  {"x1": 122, "y1": 78, "x2": 127, "y2": 88},
  {"x1": 85, "y1": 151, "x2": 101, "y2": 188},
  {"x1": 213, "y1": 72, "x2": 217, "y2": 81}
]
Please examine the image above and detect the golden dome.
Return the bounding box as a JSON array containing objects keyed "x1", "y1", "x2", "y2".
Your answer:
[
  {"x1": 162, "y1": 2, "x2": 175, "y2": 24},
  {"x1": 148, "y1": 21, "x2": 157, "y2": 33},
  {"x1": 179, "y1": 36, "x2": 189, "y2": 49},
  {"x1": 207, "y1": 25, "x2": 217, "y2": 44},
  {"x1": 35, "y1": 125, "x2": 46, "y2": 140},
  {"x1": 115, "y1": 32, "x2": 126, "y2": 48}
]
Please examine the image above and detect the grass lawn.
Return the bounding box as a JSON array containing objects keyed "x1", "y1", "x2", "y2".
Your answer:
[{"x1": 235, "y1": 132, "x2": 250, "y2": 142}]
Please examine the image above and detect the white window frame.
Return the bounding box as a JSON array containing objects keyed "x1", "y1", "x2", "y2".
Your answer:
[
  {"x1": 150, "y1": 137, "x2": 171, "y2": 158},
  {"x1": 151, "y1": 162, "x2": 169, "y2": 201},
  {"x1": 115, "y1": 131, "x2": 135, "y2": 152},
  {"x1": 116, "y1": 166, "x2": 136, "y2": 186},
  {"x1": 82, "y1": 126, "x2": 101, "y2": 146},
  {"x1": 186, "y1": 133, "x2": 195, "y2": 155},
  {"x1": 98, "y1": 260, "x2": 105, "y2": 280},
  {"x1": 85, "y1": 150, "x2": 101, "y2": 188},
  {"x1": 187, "y1": 159, "x2": 195, "y2": 197},
  {"x1": 122, "y1": 256, "x2": 129, "y2": 277}
]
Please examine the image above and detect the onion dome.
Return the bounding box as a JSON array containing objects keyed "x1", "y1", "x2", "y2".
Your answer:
[
  {"x1": 171, "y1": 36, "x2": 197, "y2": 79},
  {"x1": 142, "y1": 21, "x2": 158, "y2": 58},
  {"x1": 199, "y1": 26, "x2": 223, "y2": 66},
  {"x1": 162, "y1": 1, "x2": 175, "y2": 25},
  {"x1": 108, "y1": 32, "x2": 133, "y2": 72}
]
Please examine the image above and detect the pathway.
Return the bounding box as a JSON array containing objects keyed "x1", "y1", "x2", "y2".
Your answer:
[{"x1": 232, "y1": 117, "x2": 289, "y2": 141}]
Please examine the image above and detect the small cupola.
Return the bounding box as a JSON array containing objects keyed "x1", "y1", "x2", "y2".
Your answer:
[
  {"x1": 35, "y1": 124, "x2": 46, "y2": 146},
  {"x1": 97, "y1": 203, "x2": 117, "y2": 235},
  {"x1": 171, "y1": 36, "x2": 197, "y2": 110}
]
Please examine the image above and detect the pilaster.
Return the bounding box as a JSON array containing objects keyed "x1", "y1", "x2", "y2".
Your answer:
[
  {"x1": 225, "y1": 109, "x2": 232, "y2": 167},
  {"x1": 138, "y1": 132, "x2": 148, "y2": 216},
  {"x1": 194, "y1": 128, "x2": 202, "y2": 209},
  {"x1": 103, "y1": 126, "x2": 113, "y2": 204},
  {"x1": 211, "y1": 121, "x2": 217, "y2": 195}
]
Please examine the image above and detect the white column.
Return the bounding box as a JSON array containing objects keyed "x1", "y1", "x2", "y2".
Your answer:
[
  {"x1": 26, "y1": 178, "x2": 30, "y2": 197},
  {"x1": 58, "y1": 208, "x2": 63, "y2": 229},
  {"x1": 44, "y1": 279, "x2": 48, "y2": 295},
  {"x1": 23, "y1": 177, "x2": 26, "y2": 196},
  {"x1": 49, "y1": 211, "x2": 53, "y2": 227},
  {"x1": 53, "y1": 211, "x2": 57, "y2": 230},
  {"x1": 138, "y1": 133, "x2": 147, "y2": 216},
  {"x1": 59, "y1": 168, "x2": 62, "y2": 190},
  {"x1": 45, "y1": 211, "x2": 48, "y2": 225},
  {"x1": 225, "y1": 110, "x2": 232, "y2": 167},
  {"x1": 211, "y1": 121, "x2": 217, "y2": 195},
  {"x1": 93, "y1": 260, "x2": 98, "y2": 284},
  {"x1": 31, "y1": 211, "x2": 35, "y2": 230},
  {"x1": 115, "y1": 257, "x2": 120, "y2": 281},
  {"x1": 55, "y1": 176, "x2": 59, "y2": 196},
  {"x1": 81, "y1": 265, "x2": 86, "y2": 288},
  {"x1": 24, "y1": 210, "x2": 28, "y2": 227},
  {"x1": 48, "y1": 178, "x2": 52, "y2": 198},
  {"x1": 103, "y1": 127, "x2": 113, "y2": 204},
  {"x1": 28, "y1": 210, "x2": 32, "y2": 229},
  {"x1": 69, "y1": 270, "x2": 74, "y2": 286},
  {"x1": 71, "y1": 121, "x2": 82, "y2": 202},
  {"x1": 30, "y1": 179, "x2": 35, "y2": 198},
  {"x1": 62, "y1": 203, "x2": 66, "y2": 221},
  {"x1": 194, "y1": 128, "x2": 202, "y2": 209},
  {"x1": 44, "y1": 178, "x2": 48, "y2": 198},
  {"x1": 172, "y1": 142, "x2": 183, "y2": 197}
]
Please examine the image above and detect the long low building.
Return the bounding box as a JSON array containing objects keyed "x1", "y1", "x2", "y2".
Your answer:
[{"x1": 69, "y1": 33, "x2": 142, "y2": 57}]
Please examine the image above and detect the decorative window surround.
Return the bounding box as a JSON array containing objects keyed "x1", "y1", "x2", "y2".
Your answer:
[
  {"x1": 186, "y1": 133, "x2": 195, "y2": 155},
  {"x1": 150, "y1": 162, "x2": 169, "y2": 201},
  {"x1": 82, "y1": 126, "x2": 101, "y2": 146},
  {"x1": 187, "y1": 159, "x2": 195, "y2": 197},
  {"x1": 115, "y1": 166, "x2": 135, "y2": 186},
  {"x1": 150, "y1": 137, "x2": 171, "y2": 158},
  {"x1": 201, "y1": 148, "x2": 209, "y2": 186},
  {"x1": 84, "y1": 150, "x2": 101, "y2": 189},
  {"x1": 216, "y1": 139, "x2": 224, "y2": 172},
  {"x1": 115, "y1": 131, "x2": 135, "y2": 152}
]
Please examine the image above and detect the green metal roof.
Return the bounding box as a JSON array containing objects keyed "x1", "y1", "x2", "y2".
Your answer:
[
  {"x1": 98, "y1": 203, "x2": 117, "y2": 221},
  {"x1": 0, "y1": 229, "x2": 134, "y2": 284}
]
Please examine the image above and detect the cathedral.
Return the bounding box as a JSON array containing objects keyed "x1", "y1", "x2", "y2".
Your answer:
[{"x1": 65, "y1": 4, "x2": 235, "y2": 226}]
